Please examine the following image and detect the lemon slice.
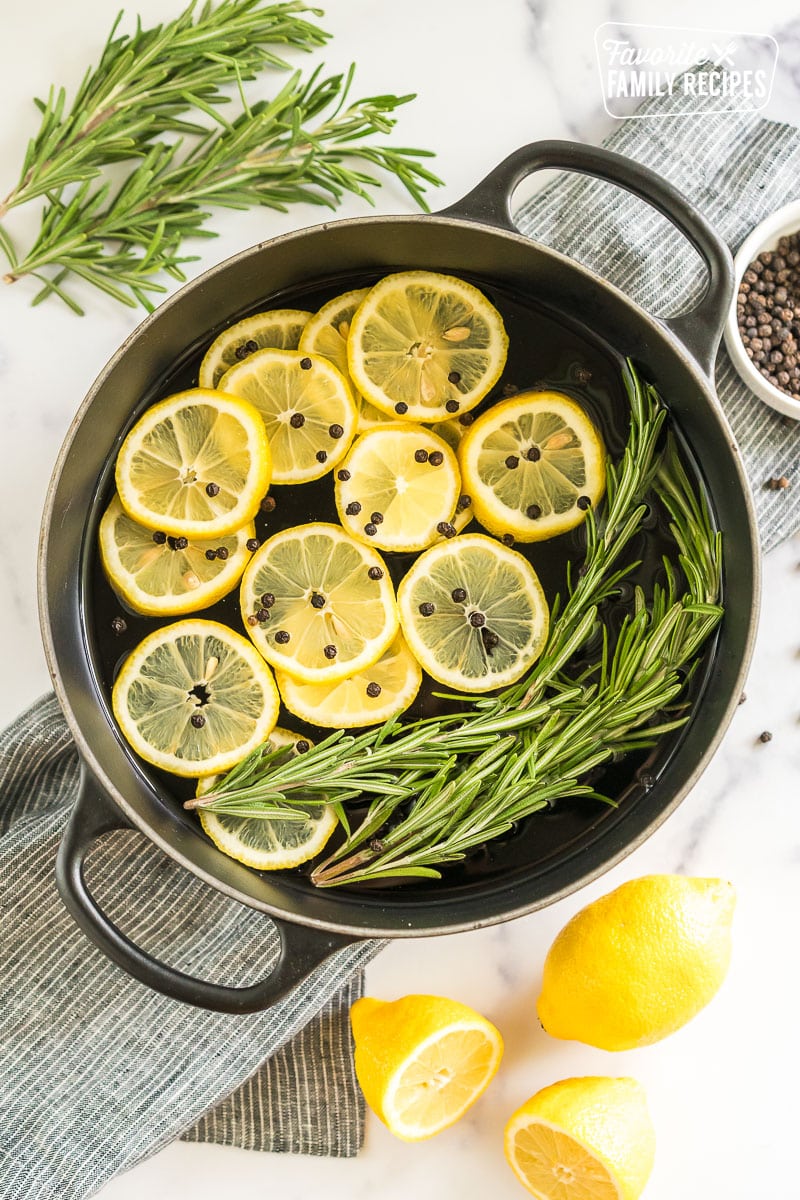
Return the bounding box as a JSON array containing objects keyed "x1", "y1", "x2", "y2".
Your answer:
[
  {"x1": 112, "y1": 619, "x2": 280, "y2": 777},
  {"x1": 115, "y1": 389, "x2": 271, "y2": 539},
  {"x1": 504, "y1": 1077, "x2": 656, "y2": 1200},
  {"x1": 334, "y1": 425, "x2": 461, "y2": 552},
  {"x1": 351, "y1": 994, "x2": 504, "y2": 1142},
  {"x1": 458, "y1": 391, "x2": 606, "y2": 542},
  {"x1": 397, "y1": 533, "x2": 549, "y2": 692},
  {"x1": 298, "y1": 288, "x2": 392, "y2": 433},
  {"x1": 219, "y1": 348, "x2": 357, "y2": 483},
  {"x1": 347, "y1": 270, "x2": 508, "y2": 423},
  {"x1": 277, "y1": 634, "x2": 422, "y2": 728},
  {"x1": 195, "y1": 729, "x2": 337, "y2": 870},
  {"x1": 99, "y1": 494, "x2": 256, "y2": 617},
  {"x1": 240, "y1": 522, "x2": 398, "y2": 683},
  {"x1": 199, "y1": 309, "x2": 312, "y2": 389}
]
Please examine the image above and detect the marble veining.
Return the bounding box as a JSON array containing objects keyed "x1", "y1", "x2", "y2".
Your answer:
[{"x1": 0, "y1": 1, "x2": 798, "y2": 1197}]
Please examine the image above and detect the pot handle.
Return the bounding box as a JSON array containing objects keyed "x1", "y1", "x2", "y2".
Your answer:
[
  {"x1": 438, "y1": 140, "x2": 734, "y2": 377},
  {"x1": 55, "y1": 767, "x2": 359, "y2": 1014}
]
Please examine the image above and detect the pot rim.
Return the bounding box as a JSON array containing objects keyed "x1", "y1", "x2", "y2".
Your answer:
[{"x1": 39, "y1": 207, "x2": 761, "y2": 938}]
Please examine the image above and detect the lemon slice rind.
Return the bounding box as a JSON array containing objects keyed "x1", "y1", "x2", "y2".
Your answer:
[
  {"x1": 115, "y1": 389, "x2": 272, "y2": 539},
  {"x1": 458, "y1": 390, "x2": 607, "y2": 543},
  {"x1": 199, "y1": 308, "x2": 312, "y2": 390},
  {"x1": 347, "y1": 270, "x2": 508, "y2": 423},
  {"x1": 397, "y1": 533, "x2": 549, "y2": 693},
  {"x1": 112, "y1": 618, "x2": 280, "y2": 777}
]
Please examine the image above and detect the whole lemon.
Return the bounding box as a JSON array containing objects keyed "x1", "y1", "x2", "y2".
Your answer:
[
  {"x1": 504, "y1": 1076, "x2": 655, "y2": 1200},
  {"x1": 537, "y1": 874, "x2": 735, "y2": 1050}
]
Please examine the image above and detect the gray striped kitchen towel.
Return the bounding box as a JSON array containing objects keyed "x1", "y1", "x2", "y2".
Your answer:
[
  {"x1": 0, "y1": 694, "x2": 383, "y2": 1200},
  {"x1": 514, "y1": 78, "x2": 800, "y2": 551}
]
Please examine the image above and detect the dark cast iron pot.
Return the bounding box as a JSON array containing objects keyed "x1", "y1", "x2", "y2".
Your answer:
[{"x1": 40, "y1": 141, "x2": 760, "y2": 1013}]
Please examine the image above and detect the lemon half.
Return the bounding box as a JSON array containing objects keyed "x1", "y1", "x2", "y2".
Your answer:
[
  {"x1": 504, "y1": 1077, "x2": 656, "y2": 1200},
  {"x1": 351, "y1": 994, "x2": 504, "y2": 1141}
]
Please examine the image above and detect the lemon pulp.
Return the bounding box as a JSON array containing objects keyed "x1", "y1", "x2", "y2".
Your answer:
[
  {"x1": 240, "y1": 522, "x2": 398, "y2": 683},
  {"x1": 199, "y1": 308, "x2": 312, "y2": 389},
  {"x1": 114, "y1": 389, "x2": 271, "y2": 538},
  {"x1": 112, "y1": 619, "x2": 280, "y2": 777},
  {"x1": 347, "y1": 270, "x2": 508, "y2": 422},
  {"x1": 219, "y1": 348, "x2": 357, "y2": 483}
]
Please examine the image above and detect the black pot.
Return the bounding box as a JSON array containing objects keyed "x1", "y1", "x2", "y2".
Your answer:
[{"x1": 40, "y1": 141, "x2": 760, "y2": 1012}]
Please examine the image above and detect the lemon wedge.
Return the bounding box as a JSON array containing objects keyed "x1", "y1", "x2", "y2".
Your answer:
[
  {"x1": 112, "y1": 619, "x2": 280, "y2": 777},
  {"x1": 219, "y1": 348, "x2": 357, "y2": 483},
  {"x1": 347, "y1": 270, "x2": 508, "y2": 422},
  {"x1": 458, "y1": 390, "x2": 606, "y2": 541},
  {"x1": 99, "y1": 494, "x2": 255, "y2": 616},
  {"x1": 397, "y1": 533, "x2": 549, "y2": 692},
  {"x1": 240, "y1": 522, "x2": 398, "y2": 684},
  {"x1": 115, "y1": 389, "x2": 271, "y2": 539},
  {"x1": 334, "y1": 425, "x2": 461, "y2": 553},
  {"x1": 199, "y1": 308, "x2": 312, "y2": 390},
  {"x1": 277, "y1": 634, "x2": 422, "y2": 727}
]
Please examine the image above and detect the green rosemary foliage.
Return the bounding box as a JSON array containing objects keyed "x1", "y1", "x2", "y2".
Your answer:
[
  {"x1": 0, "y1": 2, "x2": 329, "y2": 217},
  {"x1": 187, "y1": 364, "x2": 724, "y2": 888},
  {"x1": 0, "y1": 3, "x2": 442, "y2": 312}
]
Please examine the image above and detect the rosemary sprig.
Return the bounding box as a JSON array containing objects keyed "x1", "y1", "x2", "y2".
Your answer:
[
  {"x1": 188, "y1": 364, "x2": 724, "y2": 887},
  {"x1": 0, "y1": 1, "x2": 328, "y2": 218},
  {"x1": 3, "y1": 65, "x2": 441, "y2": 313},
  {"x1": 0, "y1": 1, "x2": 442, "y2": 312}
]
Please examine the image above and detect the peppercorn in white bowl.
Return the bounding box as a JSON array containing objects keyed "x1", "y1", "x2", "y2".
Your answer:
[{"x1": 724, "y1": 198, "x2": 800, "y2": 422}]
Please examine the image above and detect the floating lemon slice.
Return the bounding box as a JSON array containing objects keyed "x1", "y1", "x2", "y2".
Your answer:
[
  {"x1": 334, "y1": 425, "x2": 461, "y2": 553},
  {"x1": 195, "y1": 729, "x2": 337, "y2": 870},
  {"x1": 112, "y1": 619, "x2": 280, "y2": 777},
  {"x1": 277, "y1": 634, "x2": 422, "y2": 728},
  {"x1": 458, "y1": 391, "x2": 606, "y2": 542},
  {"x1": 298, "y1": 288, "x2": 391, "y2": 433},
  {"x1": 240, "y1": 522, "x2": 398, "y2": 684},
  {"x1": 99, "y1": 495, "x2": 255, "y2": 617},
  {"x1": 199, "y1": 308, "x2": 312, "y2": 389},
  {"x1": 219, "y1": 348, "x2": 357, "y2": 483},
  {"x1": 115, "y1": 389, "x2": 271, "y2": 539},
  {"x1": 351, "y1": 994, "x2": 504, "y2": 1142},
  {"x1": 397, "y1": 533, "x2": 549, "y2": 692},
  {"x1": 504, "y1": 1077, "x2": 656, "y2": 1200},
  {"x1": 347, "y1": 270, "x2": 508, "y2": 423}
]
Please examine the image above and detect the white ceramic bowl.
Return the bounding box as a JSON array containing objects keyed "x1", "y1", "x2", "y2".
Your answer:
[{"x1": 723, "y1": 198, "x2": 800, "y2": 421}]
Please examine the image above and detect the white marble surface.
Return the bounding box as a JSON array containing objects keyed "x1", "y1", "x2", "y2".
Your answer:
[{"x1": 1, "y1": 1, "x2": 799, "y2": 1197}]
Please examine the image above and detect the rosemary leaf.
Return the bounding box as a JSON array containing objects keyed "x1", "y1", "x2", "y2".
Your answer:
[
  {"x1": 3, "y1": 62, "x2": 442, "y2": 310},
  {"x1": 189, "y1": 365, "x2": 724, "y2": 888},
  {"x1": 0, "y1": 1, "x2": 329, "y2": 217}
]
